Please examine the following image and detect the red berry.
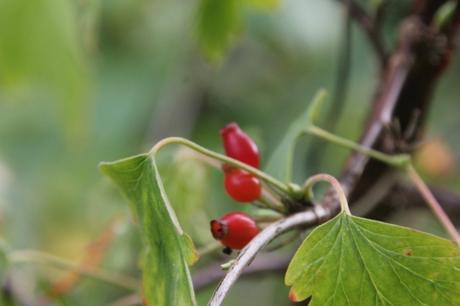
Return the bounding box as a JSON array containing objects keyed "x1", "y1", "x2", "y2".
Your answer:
[
  {"x1": 210, "y1": 212, "x2": 260, "y2": 250},
  {"x1": 220, "y1": 122, "x2": 260, "y2": 168},
  {"x1": 224, "y1": 168, "x2": 261, "y2": 202}
]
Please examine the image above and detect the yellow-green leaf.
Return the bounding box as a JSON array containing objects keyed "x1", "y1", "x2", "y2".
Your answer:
[
  {"x1": 286, "y1": 212, "x2": 460, "y2": 305},
  {"x1": 100, "y1": 154, "x2": 197, "y2": 306},
  {"x1": 245, "y1": 0, "x2": 279, "y2": 10}
]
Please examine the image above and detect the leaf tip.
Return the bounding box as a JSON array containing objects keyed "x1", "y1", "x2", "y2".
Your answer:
[
  {"x1": 307, "y1": 89, "x2": 328, "y2": 124},
  {"x1": 288, "y1": 289, "x2": 299, "y2": 302},
  {"x1": 98, "y1": 161, "x2": 110, "y2": 174}
]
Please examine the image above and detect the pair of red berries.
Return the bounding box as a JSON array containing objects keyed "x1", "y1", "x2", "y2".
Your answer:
[
  {"x1": 209, "y1": 123, "x2": 262, "y2": 251},
  {"x1": 220, "y1": 123, "x2": 262, "y2": 203}
]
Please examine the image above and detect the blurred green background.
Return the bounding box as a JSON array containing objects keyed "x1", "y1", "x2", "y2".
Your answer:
[{"x1": 0, "y1": 0, "x2": 459, "y2": 304}]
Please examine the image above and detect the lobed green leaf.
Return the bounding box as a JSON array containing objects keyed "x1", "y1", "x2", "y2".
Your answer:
[{"x1": 286, "y1": 212, "x2": 460, "y2": 305}]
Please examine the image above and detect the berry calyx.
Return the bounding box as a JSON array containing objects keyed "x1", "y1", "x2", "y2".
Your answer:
[
  {"x1": 210, "y1": 212, "x2": 260, "y2": 250},
  {"x1": 220, "y1": 122, "x2": 260, "y2": 168},
  {"x1": 224, "y1": 168, "x2": 261, "y2": 202}
]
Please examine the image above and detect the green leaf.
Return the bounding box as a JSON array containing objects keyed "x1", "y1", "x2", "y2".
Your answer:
[
  {"x1": 434, "y1": 0, "x2": 457, "y2": 30},
  {"x1": 285, "y1": 212, "x2": 460, "y2": 305},
  {"x1": 265, "y1": 90, "x2": 327, "y2": 182},
  {"x1": 245, "y1": 0, "x2": 279, "y2": 10},
  {"x1": 196, "y1": 0, "x2": 241, "y2": 60},
  {"x1": 100, "y1": 154, "x2": 197, "y2": 306}
]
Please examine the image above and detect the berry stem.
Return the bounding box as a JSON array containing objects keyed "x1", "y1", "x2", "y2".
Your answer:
[{"x1": 150, "y1": 137, "x2": 290, "y2": 195}]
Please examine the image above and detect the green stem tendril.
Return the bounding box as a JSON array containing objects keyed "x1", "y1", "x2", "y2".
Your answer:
[
  {"x1": 151, "y1": 137, "x2": 291, "y2": 195},
  {"x1": 306, "y1": 125, "x2": 411, "y2": 169}
]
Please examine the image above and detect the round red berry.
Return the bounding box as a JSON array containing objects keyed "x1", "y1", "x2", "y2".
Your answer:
[
  {"x1": 210, "y1": 212, "x2": 260, "y2": 250},
  {"x1": 220, "y1": 122, "x2": 260, "y2": 168},
  {"x1": 224, "y1": 168, "x2": 261, "y2": 202}
]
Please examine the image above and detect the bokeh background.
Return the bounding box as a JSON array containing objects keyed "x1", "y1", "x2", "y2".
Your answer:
[{"x1": 0, "y1": 0, "x2": 459, "y2": 305}]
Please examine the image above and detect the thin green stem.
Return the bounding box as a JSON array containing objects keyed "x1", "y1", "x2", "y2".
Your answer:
[
  {"x1": 306, "y1": 125, "x2": 410, "y2": 168},
  {"x1": 150, "y1": 137, "x2": 290, "y2": 194},
  {"x1": 406, "y1": 166, "x2": 460, "y2": 245},
  {"x1": 9, "y1": 250, "x2": 139, "y2": 291},
  {"x1": 303, "y1": 174, "x2": 351, "y2": 215}
]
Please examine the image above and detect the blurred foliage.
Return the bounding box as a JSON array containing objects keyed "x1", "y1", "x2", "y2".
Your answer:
[
  {"x1": 197, "y1": 0, "x2": 279, "y2": 60},
  {"x1": 0, "y1": 0, "x2": 459, "y2": 304}
]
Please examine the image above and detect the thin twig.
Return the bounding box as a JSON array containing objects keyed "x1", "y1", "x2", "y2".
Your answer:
[
  {"x1": 193, "y1": 254, "x2": 291, "y2": 291},
  {"x1": 207, "y1": 205, "x2": 332, "y2": 306},
  {"x1": 109, "y1": 294, "x2": 141, "y2": 306},
  {"x1": 306, "y1": 0, "x2": 353, "y2": 171},
  {"x1": 351, "y1": 171, "x2": 400, "y2": 216},
  {"x1": 329, "y1": 0, "x2": 353, "y2": 131},
  {"x1": 407, "y1": 166, "x2": 460, "y2": 245},
  {"x1": 9, "y1": 250, "x2": 139, "y2": 291},
  {"x1": 337, "y1": 0, "x2": 387, "y2": 64}
]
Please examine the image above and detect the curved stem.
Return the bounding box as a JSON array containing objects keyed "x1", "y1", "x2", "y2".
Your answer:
[
  {"x1": 303, "y1": 173, "x2": 351, "y2": 215},
  {"x1": 150, "y1": 137, "x2": 290, "y2": 195},
  {"x1": 9, "y1": 250, "x2": 139, "y2": 291},
  {"x1": 207, "y1": 205, "x2": 332, "y2": 306}
]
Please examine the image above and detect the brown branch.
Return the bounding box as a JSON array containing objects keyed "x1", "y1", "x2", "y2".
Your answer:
[
  {"x1": 341, "y1": 0, "x2": 460, "y2": 206},
  {"x1": 337, "y1": 0, "x2": 388, "y2": 65}
]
